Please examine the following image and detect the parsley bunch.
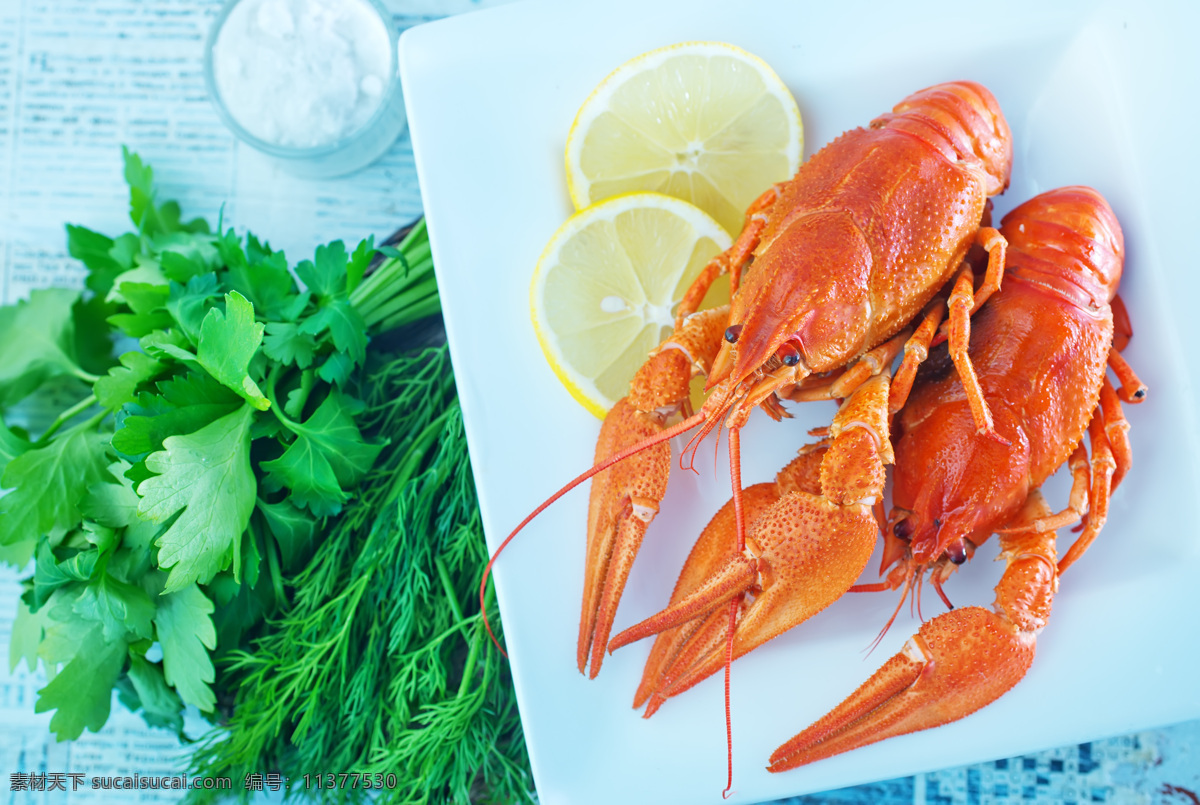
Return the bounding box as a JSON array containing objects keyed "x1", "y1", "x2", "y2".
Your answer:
[{"x1": 0, "y1": 149, "x2": 442, "y2": 742}]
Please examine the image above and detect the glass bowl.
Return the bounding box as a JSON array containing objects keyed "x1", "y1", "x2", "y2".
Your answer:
[{"x1": 203, "y1": 0, "x2": 407, "y2": 179}]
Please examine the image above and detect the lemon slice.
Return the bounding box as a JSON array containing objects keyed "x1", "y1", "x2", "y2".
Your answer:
[
  {"x1": 566, "y1": 41, "x2": 803, "y2": 236},
  {"x1": 531, "y1": 193, "x2": 732, "y2": 418}
]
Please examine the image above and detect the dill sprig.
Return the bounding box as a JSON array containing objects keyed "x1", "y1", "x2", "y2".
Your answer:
[{"x1": 190, "y1": 346, "x2": 534, "y2": 804}]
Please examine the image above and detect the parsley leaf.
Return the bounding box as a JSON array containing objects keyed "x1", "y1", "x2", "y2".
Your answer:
[
  {"x1": 196, "y1": 292, "x2": 270, "y2": 410},
  {"x1": 316, "y1": 352, "x2": 354, "y2": 387},
  {"x1": 0, "y1": 289, "x2": 88, "y2": 407},
  {"x1": 28, "y1": 540, "x2": 99, "y2": 610},
  {"x1": 71, "y1": 293, "x2": 119, "y2": 378},
  {"x1": 8, "y1": 600, "x2": 47, "y2": 673},
  {"x1": 295, "y1": 240, "x2": 348, "y2": 299},
  {"x1": 0, "y1": 424, "x2": 110, "y2": 565},
  {"x1": 81, "y1": 520, "x2": 118, "y2": 555},
  {"x1": 0, "y1": 418, "x2": 30, "y2": 467},
  {"x1": 261, "y1": 392, "x2": 383, "y2": 517},
  {"x1": 108, "y1": 279, "x2": 172, "y2": 337},
  {"x1": 124, "y1": 146, "x2": 186, "y2": 237},
  {"x1": 37, "y1": 589, "x2": 96, "y2": 665},
  {"x1": 126, "y1": 655, "x2": 185, "y2": 734},
  {"x1": 257, "y1": 499, "x2": 315, "y2": 570},
  {"x1": 299, "y1": 300, "x2": 367, "y2": 366},
  {"x1": 262, "y1": 321, "x2": 317, "y2": 369},
  {"x1": 108, "y1": 233, "x2": 141, "y2": 273},
  {"x1": 35, "y1": 622, "x2": 127, "y2": 741},
  {"x1": 82, "y1": 461, "x2": 141, "y2": 527},
  {"x1": 137, "y1": 405, "x2": 256, "y2": 593},
  {"x1": 112, "y1": 371, "x2": 241, "y2": 458},
  {"x1": 155, "y1": 583, "x2": 217, "y2": 712},
  {"x1": 346, "y1": 237, "x2": 374, "y2": 294},
  {"x1": 167, "y1": 273, "x2": 221, "y2": 345},
  {"x1": 134, "y1": 292, "x2": 271, "y2": 411},
  {"x1": 67, "y1": 224, "x2": 125, "y2": 295},
  {"x1": 94, "y1": 351, "x2": 165, "y2": 409},
  {"x1": 219, "y1": 232, "x2": 305, "y2": 322},
  {"x1": 73, "y1": 569, "x2": 156, "y2": 642},
  {"x1": 159, "y1": 248, "x2": 210, "y2": 284}
]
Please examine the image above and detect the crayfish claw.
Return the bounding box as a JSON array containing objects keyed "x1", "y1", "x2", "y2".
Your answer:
[
  {"x1": 619, "y1": 373, "x2": 894, "y2": 712},
  {"x1": 768, "y1": 607, "x2": 1035, "y2": 772},
  {"x1": 772, "y1": 492, "x2": 1059, "y2": 771},
  {"x1": 578, "y1": 398, "x2": 673, "y2": 677}
]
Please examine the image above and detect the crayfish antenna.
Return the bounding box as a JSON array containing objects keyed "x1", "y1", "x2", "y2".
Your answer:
[
  {"x1": 479, "y1": 410, "x2": 706, "y2": 659},
  {"x1": 721, "y1": 428, "x2": 749, "y2": 798},
  {"x1": 679, "y1": 417, "x2": 709, "y2": 474},
  {"x1": 721, "y1": 595, "x2": 740, "y2": 801},
  {"x1": 931, "y1": 568, "x2": 956, "y2": 611},
  {"x1": 862, "y1": 563, "x2": 916, "y2": 657},
  {"x1": 682, "y1": 381, "x2": 737, "y2": 473}
]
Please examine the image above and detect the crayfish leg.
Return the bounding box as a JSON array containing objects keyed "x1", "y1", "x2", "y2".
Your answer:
[
  {"x1": 1058, "y1": 391, "x2": 1123, "y2": 574},
  {"x1": 673, "y1": 183, "x2": 784, "y2": 329},
  {"x1": 888, "y1": 300, "x2": 947, "y2": 415},
  {"x1": 968, "y1": 226, "x2": 1007, "y2": 314},
  {"x1": 946, "y1": 260, "x2": 1008, "y2": 445},
  {"x1": 1111, "y1": 292, "x2": 1134, "y2": 352},
  {"x1": 1107, "y1": 345, "x2": 1147, "y2": 403}
]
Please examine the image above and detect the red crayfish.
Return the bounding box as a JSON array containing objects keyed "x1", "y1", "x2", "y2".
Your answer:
[{"x1": 769, "y1": 185, "x2": 1145, "y2": 770}]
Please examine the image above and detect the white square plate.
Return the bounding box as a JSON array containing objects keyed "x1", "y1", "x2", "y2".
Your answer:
[{"x1": 399, "y1": 1, "x2": 1200, "y2": 802}]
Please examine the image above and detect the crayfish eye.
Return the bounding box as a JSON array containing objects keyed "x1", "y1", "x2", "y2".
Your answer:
[
  {"x1": 893, "y1": 518, "x2": 913, "y2": 540},
  {"x1": 776, "y1": 342, "x2": 801, "y2": 367},
  {"x1": 946, "y1": 539, "x2": 968, "y2": 565},
  {"x1": 724, "y1": 324, "x2": 743, "y2": 344}
]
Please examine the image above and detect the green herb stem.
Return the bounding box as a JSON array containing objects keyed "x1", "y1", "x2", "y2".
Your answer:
[
  {"x1": 393, "y1": 216, "x2": 428, "y2": 254},
  {"x1": 263, "y1": 529, "x2": 285, "y2": 609},
  {"x1": 263, "y1": 368, "x2": 299, "y2": 432},
  {"x1": 36, "y1": 394, "x2": 100, "y2": 445},
  {"x1": 350, "y1": 218, "x2": 438, "y2": 333},
  {"x1": 352, "y1": 235, "x2": 430, "y2": 298},
  {"x1": 386, "y1": 406, "x2": 452, "y2": 501},
  {"x1": 354, "y1": 257, "x2": 435, "y2": 321},
  {"x1": 467, "y1": 573, "x2": 500, "y2": 701},
  {"x1": 456, "y1": 624, "x2": 484, "y2": 702},
  {"x1": 377, "y1": 296, "x2": 441, "y2": 333},
  {"x1": 367, "y1": 279, "x2": 440, "y2": 332},
  {"x1": 71, "y1": 367, "x2": 102, "y2": 385},
  {"x1": 357, "y1": 272, "x2": 434, "y2": 320},
  {"x1": 434, "y1": 555, "x2": 471, "y2": 642},
  {"x1": 406, "y1": 612, "x2": 483, "y2": 662},
  {"x1": 285, "y1": 368, "x2": 315, "y2": 420}
]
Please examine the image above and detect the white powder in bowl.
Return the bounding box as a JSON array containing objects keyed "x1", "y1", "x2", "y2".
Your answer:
[{"x1": 212, "y1": 0, "x2": 393, "y2": 149}]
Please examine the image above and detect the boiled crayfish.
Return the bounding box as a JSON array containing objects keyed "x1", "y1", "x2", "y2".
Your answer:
[
  {"x1": 768, "y1": 185, "x2": 1145, "y2": 770},
  {"x1": 482, "y1": 79, "x2": 1016, "y2": 788}
]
